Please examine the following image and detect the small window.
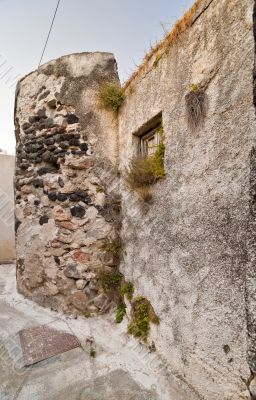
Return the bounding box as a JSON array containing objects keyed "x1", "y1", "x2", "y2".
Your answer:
[{"x1": 140, "y1": 123, "x2": 162, "y2": 157}]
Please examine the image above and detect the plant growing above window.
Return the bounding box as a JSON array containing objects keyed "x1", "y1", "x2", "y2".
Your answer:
[
  {"x1": 125, "y1": 141, "x2": 165, "y2": 202},
  {"x1": 185, "y1": 84, "x2": 207, "y2": 130},
  {"x1": 98, "y1": 81, "x2": 125, "y2": 111}
]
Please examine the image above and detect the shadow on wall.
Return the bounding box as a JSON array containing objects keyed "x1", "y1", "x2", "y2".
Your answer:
[{"x1": 0, "y1": 154, "x2": 15, "y2": 263}]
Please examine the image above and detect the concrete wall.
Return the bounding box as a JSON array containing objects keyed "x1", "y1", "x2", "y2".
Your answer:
[
  {"x1": 118, "y1": 0, "x2": 255, "y2": 398},
  {"x1": 0, "y1": 154, "x2": 15, "y2": 262}
]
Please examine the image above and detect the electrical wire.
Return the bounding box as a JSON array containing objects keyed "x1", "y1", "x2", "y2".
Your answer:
[{"x1": 38, "y1": 0, "x2": 61, "y2": 69}]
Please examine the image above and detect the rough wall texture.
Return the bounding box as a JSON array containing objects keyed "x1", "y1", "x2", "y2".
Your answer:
[
  {"x1": 14, "y1": 0, "x2": 256, "y2": 399},
  {"x1": 118, "y1": 0, "x2": 255, "y2": 399},
  {"x1": 0, "y1": 154, "x2": 15, "y2": 262},
  {"x1": 15, "y1": 53, "x2": 121, "y2": 315}
]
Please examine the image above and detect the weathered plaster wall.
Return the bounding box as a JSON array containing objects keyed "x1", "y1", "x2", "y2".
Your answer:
[
  {"x1": 118, "y1": 0, "x2": 255, "y2": 398},
  {"x1": 15, "y1": 53, "x2": 121, "y2": 315},
  {"x1": 0, "y1": 154, "x2": 15, "y2": 262}
]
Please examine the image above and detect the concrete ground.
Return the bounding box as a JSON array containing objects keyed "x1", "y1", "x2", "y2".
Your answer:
[{"x1": 0, "y1": 264, "x2": 199, "y2": 400}]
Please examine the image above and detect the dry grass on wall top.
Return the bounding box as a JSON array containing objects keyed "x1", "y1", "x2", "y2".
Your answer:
[{"x1": 124, "y1": 0, "x2": 204, "y2": 90}]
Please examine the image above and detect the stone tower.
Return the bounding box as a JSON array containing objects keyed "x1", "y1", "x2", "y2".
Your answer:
[{"x1": 15, "y1": 53, "x2": 120, "y2": 315}]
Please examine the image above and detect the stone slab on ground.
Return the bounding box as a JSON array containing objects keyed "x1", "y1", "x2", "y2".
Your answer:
[{"x1": 19, "y1": 325, "x2": 80, "y2": 366}]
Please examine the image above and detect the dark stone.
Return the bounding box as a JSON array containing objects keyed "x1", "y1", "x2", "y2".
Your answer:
[
  {"x1": 59, "y1": 142, "x2": 69, "y2": 150},
  {"x1": 42, "y1": 151, "x2": 52, "y2": 162},
  {"x1": 37, "y1": 108, "x2": 47, "y2": 119},
  {"x1": 34, "y1": 200, "x2": 40, "y2": 206},
  {"x1": 69, "y1": 193, "x2": 81, "y2": 202},
  {"x1": 57, "y1": 193, "x2": 68, "y2": 202},
  {"x1": 44, "y1": 138, "x2": 55, "y2": 146},
  {"x1": 35, "y1": 157, "x2": 42, "y2": 164},
  {"x1": 55, "y1": 126, "x2": 66, "y2": 134},
  {"x1": 25, "y1": 143, "x2": 43, "y2": 154},
  {"x1": 22, "y1": 122, "x2": 31, "y2": 131},
  {"x1": 74, "y1": 133, "x2": 81, "y2": 139},
  {"x1": 48, "y1": 192, "x2": 57, "y2": 201},
  {"x1": 39, "y1": 215, "x2": 49, "y2": 225},
  {"x1": 67, "y1": 113, "x2": 79, "y2": 124},
  {"x1": 20, "y1": 163, "x2": 30, "y2": 170},
  {"x1": 82, "y1": 196, "x2": 92, "y2": 205},
  {"x1": 27, "y1": 153, "x2": 37, "y2": 161},
  {"x1": 69, "y1": 138, "x2": 80, "y2": 147},
  {"x1": 38, "y1": 167, "x2": 57, "y2": 176},
  {"x1": 50, "y1": 155, "x2": 59, "y2": 164},
  {"x1": 47, "y1": 145, "x2": 57, "y2": 152},
  {"x1": 38, "y1": 90, "x2": 50, "y2": 101},
  {"x1": 70, "y1": 205, "x2": 86, "y2": 218},
  {"x1": 29, "y1": 115, "x2": 40, "y2": 124},
  {"x1": 32, "y1": 179, "x2": 44, "y2": 188},
  {"x1": 54, "y1": 256, "x2": 60, "y2": 265},
  {"x1": 69, "y1": 190, "x2": 90, "y2": 203},
  {"x1": 44, "y1": 118, "x2": 54, "y2": 129},
  {"x1": 58, "y1": 177, "x2": 64, "y2": 187},
  {"x1": 56, "y1": 152, "x2": 66, "y2": 159},
  {"x1": 52, "y1": 134, "x2": 62, "y2": 143},
  {"x1": 24, "y1": 126, "x2": 36, "y2": 135},
  {"x1": 25, "y1": 134, "x2": 36, "y2": 142},
  {"x1": 15, "y1": 219, "x2": 22, "y2": 233},
  {"x1": 62, "y1": 133, "x2": 74, "y2": 141},
  {"x1": 80, "y1": 143, "x2": 88, "y2": 152},
  {"x1": 54, "y1": 148, "x2": 65, "y2": 155}
]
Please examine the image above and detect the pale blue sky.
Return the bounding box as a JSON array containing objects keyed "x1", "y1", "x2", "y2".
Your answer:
[{"x1": 0, "y1": 0, "x2": 194, "y2": 153}]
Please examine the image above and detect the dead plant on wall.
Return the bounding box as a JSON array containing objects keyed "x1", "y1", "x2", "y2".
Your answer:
[{"x1": 185, "y1": 84, "x2": 207, "y2": 130}]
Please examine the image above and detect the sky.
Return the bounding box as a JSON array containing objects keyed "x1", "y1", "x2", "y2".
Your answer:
[{"x1": 0, "y1": 0, "x2": 194, "y2": 154}]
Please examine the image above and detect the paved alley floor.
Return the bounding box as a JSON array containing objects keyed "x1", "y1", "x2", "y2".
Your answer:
[{"x1": 0, "y1": 264, "x2": 199, "y2": 400}]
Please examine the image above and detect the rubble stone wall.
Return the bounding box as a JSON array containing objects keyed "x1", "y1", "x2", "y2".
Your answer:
[{"x1": 15, "y1": 52, "x2": 121, "y2": 315}]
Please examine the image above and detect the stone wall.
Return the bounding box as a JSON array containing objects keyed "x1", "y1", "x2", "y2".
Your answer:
[
  {"x1": 0, "y1": 154, "x2": 15, "y2": 262},
  {"x1": 14, "y1": 1, "x2": 256, "y2": 399},
  {"x1": 118, "y1": 0, "x2": 256, "y2": 399},
  {"x1": 15, "y1": 53, "x2": 121, "y2": 315}
]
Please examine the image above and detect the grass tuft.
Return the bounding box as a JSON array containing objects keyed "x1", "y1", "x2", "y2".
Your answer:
[
  {"x1": 100, "y1": 271, "x2": 123, "y2": 293},
  {"x1": 102, "y1": 238, "x2": 124, "y2": 264},
  {"x1": 98, "y1": 82, "x2": 125, "y2": 111},
  {"x1": 89, "y1": 347, "x2": 96, "y2": 358},
  {"x1": 128, "y1": 297, "x2": 159, "y2": 342},
  {"x1": 125, "y1": 143, "x2": 165, "y2": 202},
  {"x1": 120, "y1": 282, "x2": 135, "y2": 301},
  {"x1": 115, "y1": 303, "x2": 126, "y2": 323}
]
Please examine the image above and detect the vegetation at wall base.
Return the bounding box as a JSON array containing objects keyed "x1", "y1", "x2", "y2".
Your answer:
[
  {"x1": 89, "y1": 347, "x2": 96, "y2": 358},
  {"x1": 116, "y1": 303, "x2": 126, "y2": 323},
  {"x1": 128, "y1": 297, "x2": 160, "y2": 342},
  {"x1": 100, "y1": 271, "x2": 123, "y2": 293},
  {"x1": 103, "y1": 237, "x2": 124, "y2": 264},
  {"x1": 98, "y1": 81, "x2": 125, "y2": 111},
  {"x1": 120, "y1": 282, "x2": 135, "y2": 300}
]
